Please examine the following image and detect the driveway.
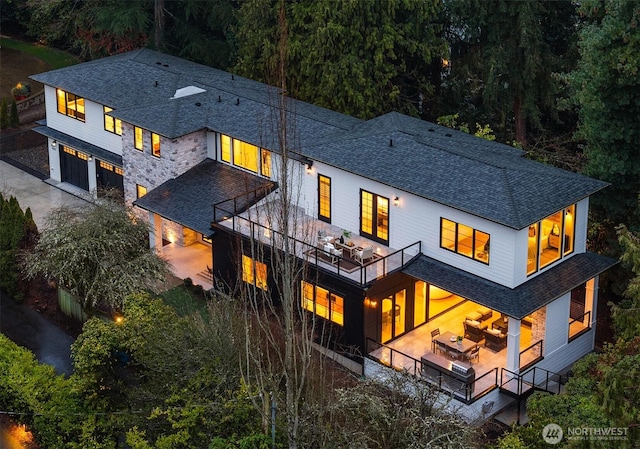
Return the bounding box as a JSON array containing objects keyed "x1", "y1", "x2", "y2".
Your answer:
[{"x1": 0, "y1": 160, "x2": 88, "y2": 229}]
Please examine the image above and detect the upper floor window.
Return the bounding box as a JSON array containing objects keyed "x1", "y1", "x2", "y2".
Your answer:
[
  {"x1": 242, "y1": 255, "x2": 267, "y2": 291},
  {"x1": 361, "y1": 190, "x2": 388, "y2": 244},
  {"x1": 103, "y1": 106, "x2": 122, "y2": 135},
  {"x1": 56, "y1": 89, "x2": 85, "y2": 122},
  {"x1": 301, "y1": 281, "x2": 344, "y2": 326},
  {"x1": 220, "y1": 134, "x2": 271, "y2": 177},
  {"x1": 261, "y1": 149, "x2": 271, "y2": 177},
  {"x1": 151, "y1": 133, "x2": 161, "y2": 157},
  {"x1": 527, "y1": 204, "x2": 575, "y2": 275},
  {"x1": 221, "y1": 135, "x2": 231, "y2": 162},
  {"x1": 318, "y1": 175, "x2": 331, "y2": 223},
  {"x1": 440, "y1": 218, "x2": 490, "y2": 264},
  {"x1": 134, "y1": 126, "x2": 143, "y2": 151}
]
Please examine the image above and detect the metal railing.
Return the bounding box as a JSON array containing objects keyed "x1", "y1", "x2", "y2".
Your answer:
[
  {"x1": 366, "y1": 338, "x2": 498, "y2": 404},
  {"x1": 519, "y1": 339, "x2": 544, "y2": 371},
  {"x1": 500, "y1": 365, "x2": 566, "y2": 397},
  {"x1": 213, "y1": 203, "x2": 421, "y2": 286},
  {"x1": 568, "y1": 310, "x2": 591, "y2": 342}
]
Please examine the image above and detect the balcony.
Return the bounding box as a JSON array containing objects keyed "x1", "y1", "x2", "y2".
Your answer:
[{"x1": 213, "y1": 197, "x2": 421, "y2": 286}]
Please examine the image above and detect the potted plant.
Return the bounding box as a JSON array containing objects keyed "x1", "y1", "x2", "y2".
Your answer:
[
  {"x1": 456, "y1": 335, "x2": 463, "y2": 344},
  {"x1": 340, "y1": 229, "x2": 352, "y2": 244},
  {"x1": 11, "y1": 82, "x2": 31, "y2": 100}
]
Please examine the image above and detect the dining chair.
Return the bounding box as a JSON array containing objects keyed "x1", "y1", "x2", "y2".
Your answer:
[
  {"x1": 467, "y1": 345, "x2": 480, "y2": 363},
  {"x1": 430, "y1": 328, "x2": 440, "y2": 352}
]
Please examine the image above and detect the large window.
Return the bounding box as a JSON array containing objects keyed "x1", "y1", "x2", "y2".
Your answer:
[
  {"x1": 151, "y1": 133, "x2": 161, "y2": 157},
  {"x1": 103, "y1": 106, "x2": 122, "y2": 135},
  {"x1": 242, "y1": 255, "x2": 267, "y2": 291},
  {"x1": 134, "y1": 126, "x2": 144, "y2": 151},
  {"x1": 360, "y1": 190, "x2": 389, "y2": 244},
  {"x1": 233, "y1": 138, "x2": 258, "y2": 172},
  {"x1": 527, "y1": 204, "x2": 576, "y2": 275},
  {"x1": 440, "y1": 218, "x2": 490, "y2": 264},
  {"x1": 301, "y1": 281, "x2": 344, "y2": 325},
  {"x1": 220, "y1": 134, "x2": 271, "y2": 177},
  {"x1": 56, "y1": 89, "x2": 85, "y2": 122},
  {"x1": 568, "y1": 280, "x2": 592, "y2": 341},
  {"x1": 318, "y1": 175, "x2": 331, "y2": 222}
]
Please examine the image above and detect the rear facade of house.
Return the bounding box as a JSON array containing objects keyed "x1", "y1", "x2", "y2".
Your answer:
[{"x1": 31, "y1": 49, "x2": 617, "y2": 419}]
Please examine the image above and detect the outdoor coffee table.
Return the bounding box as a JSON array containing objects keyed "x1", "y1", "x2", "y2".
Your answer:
[{"x1": 335, "y1": 241, "x2": 357, "y2": 258}]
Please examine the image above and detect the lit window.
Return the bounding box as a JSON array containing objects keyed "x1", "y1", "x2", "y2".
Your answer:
[
  {"x1": 233, "y1": 138, "x2": 259, "y2": 173},
  {"x1": 318, "y1": 175, "x2": 331, "y2": 222},
  {"x1": 527, "y1": 204, "x2": 576, "y2": 275},
  {"x1": 152, "y1": 133, "x2": 161, "y2": 157},
  {"x1": 104, "y1": 106, "x2": 122, "y2": 135},
  {"x1": 242, "y1": 255, "x2": 267, "y2": 290},
  {"x1": 360, "y1": 190, "x2": 388, "y2": 244},
  {"x1": 568, "y1": 280, "x2": 593, "y2": 341},
  {"x1": 221, "y1": 135, "x2": 231, "y2": 162},
  {"x1": 136, "y1": 184, "x2": 147, "y2": 198},
  {"x1": 261, "y1": 149, "x2": 271, "y2": 177},
  {"x1": 440, "y1": 218, "x2": 490, "y2": 264},
  {"x1": 134, "y1": 127, "x2": 143, "y2": 151},
  {"x1": 56, "y1": 88, "x2": 85, "y2": 122},
  {"x1": 300, "y1": 281, "x2": 344, "y2": 326}
]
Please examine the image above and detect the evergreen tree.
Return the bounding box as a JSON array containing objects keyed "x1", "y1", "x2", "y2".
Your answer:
[
  {"x1": 444, "y1": 0, "x2": 579, "y2": 146},
  {"x1": 0, "y1": 194, "x2": 38, "y2": 300},
  {"x1": 9, "y1": 99, "x2": 20, "y2": 128},
  {"x1": 234, "y1": 0, "x2": 446, "y2": 119},
  {"x1": 570, "y1": 0, "x2": 640, "y2": 230},
  {"x1": 0, "y1": 98, "x2": 8, "y2": 129}
]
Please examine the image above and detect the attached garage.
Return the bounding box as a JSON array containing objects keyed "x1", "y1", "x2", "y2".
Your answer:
[
  {"x1": 60, "y1": 146, "x2": 89, "y2": 191},
  {"x1": 96, "y1": 159, "x2": 124, "y2": 194}
]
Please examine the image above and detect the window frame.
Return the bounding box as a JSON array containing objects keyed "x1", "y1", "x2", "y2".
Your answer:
[
  {"x1": 151, "y1": 133, "x2": 161, "y2": 158},
  {"x1": 300, "y1": 281, "x2": 344, "y2": 326},
  {"x1": 242, "y1": 255, "x2": 268, "y2": 291},
  {"x1": 56, "y1": 89, "x2": 85, "y2": 122},
  {"x1": 318, "y1": 174, "x2": 331, "y2": 223},
  {"x1": 103, "y1": 106, "x2": 122, "y2": 135},
  {"x1": 527, "y1": 204, "x2": 576, "y2": 276},
  {"x1": 134, "y1": 126, "x2": 144, "y2": 151},
  {"x1": 360, "y1": 189, "x2": 389, "y2": 245},
  {"x1": 440, "y1": 218, "x2": 490, "y2": 265}
]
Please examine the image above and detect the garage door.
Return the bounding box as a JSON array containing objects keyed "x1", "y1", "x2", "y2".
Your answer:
[
  {"x1": 60, "y1": 146, "x2": 89, "y2": 191},
  {"x1": 96, "y1": 159, "x2": 124, "y2": 196}
]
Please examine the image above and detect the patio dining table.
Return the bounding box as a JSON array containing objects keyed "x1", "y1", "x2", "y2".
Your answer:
[{"x1": 434, "y1": 331, "x2": 477, "y2": 360}]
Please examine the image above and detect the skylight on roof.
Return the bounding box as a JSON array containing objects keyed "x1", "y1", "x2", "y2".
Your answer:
[{"x1": 171, "y1": 86, "x2": 206, "y2": 99}]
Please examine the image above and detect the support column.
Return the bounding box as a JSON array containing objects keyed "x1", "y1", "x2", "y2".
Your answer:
[
  {"x1": 505, "y1": 316, "x2": 521, "y2": 374},
  {"x1": 149, "y1": 211, "x2": 162, "y2": 253}
]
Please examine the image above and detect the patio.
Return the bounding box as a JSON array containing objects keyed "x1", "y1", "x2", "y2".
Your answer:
[
  {"x1": 160, "y1": 242, "x2": 213, "y2": 290},
  {"x1": 368, "y1": 298, "x2": 541, "y2": 401}
]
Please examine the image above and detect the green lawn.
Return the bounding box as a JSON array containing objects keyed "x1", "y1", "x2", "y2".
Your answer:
[
  {"x1": 159, "y1": 283, "x2": 209, "y2": 318},
  {"x1": 0, "y1": 37, "x2": 78, "y2": 69}
]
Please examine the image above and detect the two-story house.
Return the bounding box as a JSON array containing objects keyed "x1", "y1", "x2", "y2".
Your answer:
[{"x1": 31, "y1": 49, "x2": 616, "y2": 418}]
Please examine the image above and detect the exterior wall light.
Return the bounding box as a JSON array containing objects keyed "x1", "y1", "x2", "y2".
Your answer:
[
  {"x1": 394, "y1": 196, "x2": 400, "y2": 207},
  {"x1": 51, "y1": 140, "x2": 57, "y2": 149}
]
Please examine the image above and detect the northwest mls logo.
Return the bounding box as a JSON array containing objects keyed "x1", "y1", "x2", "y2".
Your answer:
[{"x1": 542, "y1": 423, "x2": 563, "y2": 444}]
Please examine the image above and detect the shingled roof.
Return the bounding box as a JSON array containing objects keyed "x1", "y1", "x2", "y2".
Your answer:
[
  {"x1": 301, "y1": 112, "x2": 608, "y2": 228},
  {"x1": 403, "y1": 252, "x2": 618, "y2": 319},
  {"x1": 32, "y1": 49, "x2": 608, "y2": 229},
  {"x1": 133, "y1": 159, "x2": 275, "y2": 236}
]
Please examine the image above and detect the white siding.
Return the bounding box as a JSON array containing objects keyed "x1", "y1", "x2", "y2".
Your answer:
[{"x1": 43, "y1": 86, "x2": 123, "y2": 156}]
